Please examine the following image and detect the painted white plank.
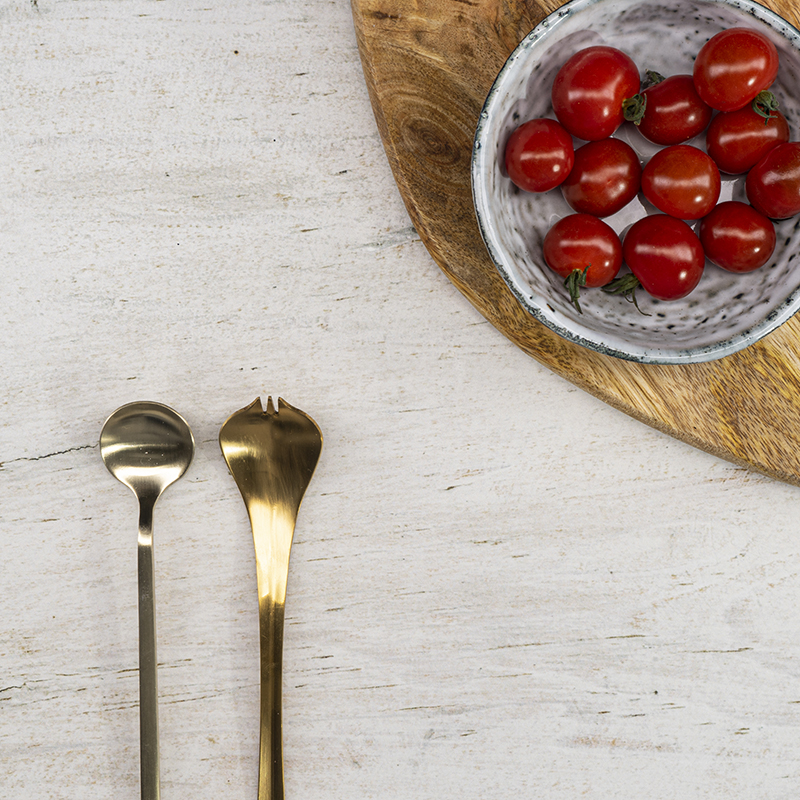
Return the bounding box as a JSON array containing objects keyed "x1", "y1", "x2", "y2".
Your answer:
[{"x1": 2, "y1": 1, "x2": 800, "y2": 798}]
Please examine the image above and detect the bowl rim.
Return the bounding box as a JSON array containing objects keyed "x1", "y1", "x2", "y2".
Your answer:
[{"x1": 471, "y1": 0, "x2": 800, "y2": 365}]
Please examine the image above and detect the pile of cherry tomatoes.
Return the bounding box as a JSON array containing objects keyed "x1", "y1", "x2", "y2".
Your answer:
[{"x1": 504, "y1": 27, "x2": 800, "y2": 312}]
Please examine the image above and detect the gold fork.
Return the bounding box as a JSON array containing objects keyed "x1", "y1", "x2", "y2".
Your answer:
[{"x1": 219, "y1": 397, "x2": 322, "y2": 800}]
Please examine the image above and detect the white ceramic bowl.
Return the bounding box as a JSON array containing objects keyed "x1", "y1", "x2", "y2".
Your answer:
[{"x1": 472, "y1": 0, "x2": 800, "y2": 364}]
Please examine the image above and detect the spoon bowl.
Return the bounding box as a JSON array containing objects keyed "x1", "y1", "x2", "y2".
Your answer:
[{"x1": 100, "y1": 402, "x2": 195, "y2": 499}]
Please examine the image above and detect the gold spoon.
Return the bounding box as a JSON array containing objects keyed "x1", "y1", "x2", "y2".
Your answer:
[
  {"x1": 100, "y1": 402, "x2": 195, "y2": 800},
  {"x1": 219, "y1": 397, "x2": 322, "y2": 800}
]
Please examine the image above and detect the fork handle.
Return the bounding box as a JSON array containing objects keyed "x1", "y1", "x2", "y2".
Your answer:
[
  {"x1": 251, "y1": 506, "x2": 295, "y2": 800},
  {"x1": 258, "y1": 594, "x2": 286, "y2": 800},
  {"x1": 138, "y1": 498, "x2": 160, "y2": 800}
]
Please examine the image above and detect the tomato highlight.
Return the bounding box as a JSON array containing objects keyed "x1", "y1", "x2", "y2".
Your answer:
[
  {"x1": 706, "y1": 101, "x2": 789, "y2": 174},
  {"x1": 641, "y1": 145, "x2": 721, "y2": 220},
  {"x1": 699, "y1": 201, "x2": 776, "y2": 272},
  {"x1": 693, "y1": 28, "x2": 779, "y2": 112},
  {"x1": 561, "y1": 138, "x2": 642, "y2": 217},
  {"x1": 626, "y1": 73, "x2": 713, "y2": 145},
  {"x1": 542, "y1": 214, "x2": 623, "y2": 313},
  {"x1": 746, "y1": 142, "x2": 800, "y2": 220},
  {"x1": 620, "y1": 215, "x2": 705, "y2": 301},
  {"x1": 551, "y1": 46, "x2": 640, "y2": 141},
  {"x1": 505, "y1": 118, "x2": 575, "y2": 193}
]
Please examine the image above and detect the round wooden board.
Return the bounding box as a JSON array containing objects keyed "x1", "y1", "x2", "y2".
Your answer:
[{"x1": 351, "y1": 0, "x2": 800, "y2": 486}]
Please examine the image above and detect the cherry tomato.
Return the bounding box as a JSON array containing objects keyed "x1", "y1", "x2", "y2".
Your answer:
[
  {"x1": 626, "y1": 73, "x2": 712, "y2": 145},
  {"x1": 699, "y1": 201, "x2": 776, "y2": 272},
  {"x1": 543, "y1": 214, "x2": 623, "y2": 312},
  {"x1": 551, "y1": 46, "x2": 640, "y2": 141},
  {"x1": 706, "y1": 102, "x2": 789, "y2": 174},
  {"x1": 504, "y1": 118, "x2": 575, "y2": 192},
  {"x1": 622, "y1": 215, "x2": 705, "y2": 300},
  {"x1": 693, "y1": 28, "x2": 779, "y2": 112},
  {"x1": 641, "y1": 144, "x2": 721, "y2": 220},
  {"x1": 561, "y1": 138, "x2": 642, "y2": 217},
  {"x1": 746, "y1": 142, "x2": 800, "y2": 219}
]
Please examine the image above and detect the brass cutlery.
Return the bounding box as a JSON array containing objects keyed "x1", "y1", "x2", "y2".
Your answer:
[
  {"x1": 219, "y1": 397, "x2": 322, "y2": 800},
  {"x1": 100, "y1": 402, "x2": 195, "y2": 800}
]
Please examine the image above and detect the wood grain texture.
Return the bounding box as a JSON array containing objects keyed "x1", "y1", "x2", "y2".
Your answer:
[
  {"x1": 351, "y1": 0, "x2": 800, "y2": 485},
  {"x1": 7, "y1": 3, "x2": 800, "y2": 796}
]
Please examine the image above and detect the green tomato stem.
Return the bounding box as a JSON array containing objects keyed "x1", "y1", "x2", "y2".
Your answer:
[
  {"x1": 753, "y1": 90, "x2": 780, "y2": 124},
  {"x1": 601, "y1": 273, "x2": 651, "y2": 316},
  {"x1": 564, "y1": 267, "x2": 589, "y2": 314},
  {"x1": 622, "y1": 93, "x2": 647, "y2": 125},
  {"x1": 644, "y1": 70, "x2": 666, "y2": 86}
]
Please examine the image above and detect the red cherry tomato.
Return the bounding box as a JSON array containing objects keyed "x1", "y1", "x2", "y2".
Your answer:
[
  {"x1": 504, "y1": 118, "x2": 575, "y2": 192},
  {"x1": 628, "y1": 73, "x2": 712, "y2": 145},
  {"x1": 699, "y1": 201, "x2": 776, "y2": 273},
  {"x1": 706, "y1": 103, "x2": 789, "y2": 174},
  {"x1": 551, "y1": 46, "x2": 640, "y2": 141},
  {"x1": 622, "y1": 215, "x2": 705, "y2": 300},
  {"x1": 641, "y1": 144, "x2": 721, "y2": 220},
  {"x1": 561, "y1": 138, "x2": 642, "y2": 217},
  {"x1": 693, "y1": 28, "x2": 779, "y2": 112},
  {"x1": 543, "y1": 214, "x2": 623, "y2": 312},
  {"x1": 746, "y1": 142, "x2": 800, "y2": 219}
]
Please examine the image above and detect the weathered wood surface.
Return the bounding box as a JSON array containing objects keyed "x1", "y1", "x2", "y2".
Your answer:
[
  {"x1": 352, "y1": 0, "x2": 800, "y2": 485},
  {"x1": 5, "y1": 2, "x2": 800, "y2": 798}
]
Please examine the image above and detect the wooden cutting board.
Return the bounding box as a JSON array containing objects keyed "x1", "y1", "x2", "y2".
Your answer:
[{"x1": 351, "y1": 0, "x2": 800, "y2": 485}]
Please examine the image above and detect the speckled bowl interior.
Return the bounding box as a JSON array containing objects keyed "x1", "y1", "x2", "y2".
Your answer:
[{"x1": 472, "y1": 0, "x2": 800, "y2": 364}]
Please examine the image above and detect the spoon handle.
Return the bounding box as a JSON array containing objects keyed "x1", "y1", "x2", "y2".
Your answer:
[
  {"x1": 251, "y1": 506, "x2": 295, "y2": 800},
  {"x1": 138, "y1": 498, "x2": 160, "y2": 800}
]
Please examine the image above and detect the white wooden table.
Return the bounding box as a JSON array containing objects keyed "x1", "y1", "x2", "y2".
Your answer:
[{"x1": 3, "y1": 1, "x2": 800, "y2": 797}]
